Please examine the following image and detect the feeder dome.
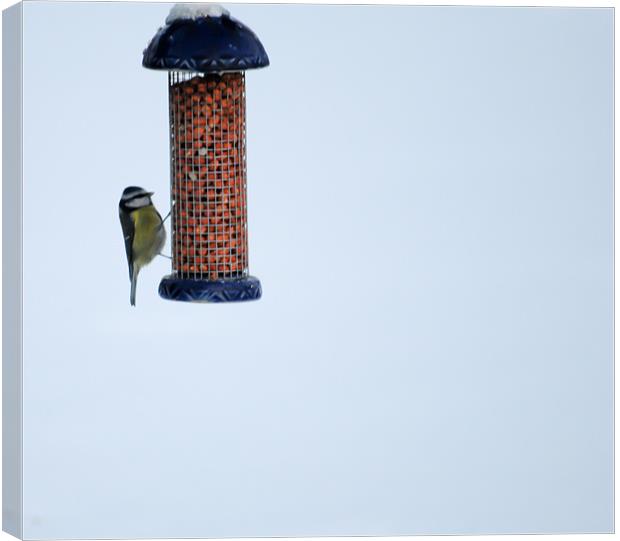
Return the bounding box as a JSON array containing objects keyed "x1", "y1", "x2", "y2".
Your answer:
[{"x1": 143, "y1": 3, "x2": 270, "y2": 72}]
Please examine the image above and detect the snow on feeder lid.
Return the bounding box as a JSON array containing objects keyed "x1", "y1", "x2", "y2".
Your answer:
[
  {"x1": 144, "y1": 4, "x2": 268, "y2": 303},
  {"x1": 143, "y1": 3, "x2": 270, "y2": 72}
]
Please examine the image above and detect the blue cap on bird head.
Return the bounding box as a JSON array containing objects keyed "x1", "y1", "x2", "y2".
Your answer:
[{"x1": 121, "y1": 186, "x2": 154, "y2": 200}]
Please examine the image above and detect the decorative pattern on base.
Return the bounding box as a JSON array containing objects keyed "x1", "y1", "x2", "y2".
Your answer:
[{"x1": 159, "y1": 275, "x2": 262, "y2": 303}]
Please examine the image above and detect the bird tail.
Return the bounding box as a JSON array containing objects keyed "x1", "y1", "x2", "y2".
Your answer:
[{"x1": 130, "y1": 266, "x2": 139, "y2": 307}]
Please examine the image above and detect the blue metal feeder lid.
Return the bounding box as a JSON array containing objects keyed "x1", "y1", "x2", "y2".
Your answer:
[{"x1": 143, "y1": 4, "x2": 270, "y2": 72}]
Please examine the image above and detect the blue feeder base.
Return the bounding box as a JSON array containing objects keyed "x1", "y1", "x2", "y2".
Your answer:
[{"x1": 159, "y1": 275, "x2": 262, "y2": 303}]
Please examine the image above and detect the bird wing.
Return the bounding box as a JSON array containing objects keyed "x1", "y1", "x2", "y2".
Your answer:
[{"x1": 119, "y1": 209, "x2": 135, "y2": 280}]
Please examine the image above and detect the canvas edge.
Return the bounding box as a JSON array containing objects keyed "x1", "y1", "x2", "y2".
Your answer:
[{"x1": 2, "y1": 2, "x2": 24, "y2": 540}]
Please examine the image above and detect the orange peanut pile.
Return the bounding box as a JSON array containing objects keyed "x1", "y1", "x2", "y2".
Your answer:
[{"x1": 170, "y1": 72, "x2": 248, "y2": 280}]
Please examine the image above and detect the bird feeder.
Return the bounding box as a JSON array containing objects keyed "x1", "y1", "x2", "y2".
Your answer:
[{"x1": 143, "y1": 4, "x2": 268, "y2": 302}]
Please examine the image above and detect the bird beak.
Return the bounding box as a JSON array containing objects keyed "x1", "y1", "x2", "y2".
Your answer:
[{"x1": 148, "y1": 192, "x2": 155, "y2": 196}]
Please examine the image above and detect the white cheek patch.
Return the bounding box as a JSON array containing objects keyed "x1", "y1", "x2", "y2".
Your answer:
[{"x1": 126, "y1": 196, "x2": 151, "y2": 209}]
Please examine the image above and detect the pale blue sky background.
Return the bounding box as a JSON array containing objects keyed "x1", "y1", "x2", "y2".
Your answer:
[{"x1": 20, "y1": 2, "x2": 612, "y2": 538}]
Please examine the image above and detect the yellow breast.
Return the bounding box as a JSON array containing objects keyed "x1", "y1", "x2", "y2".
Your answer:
[{"x1": 131, "y1": 205, "x2": 165, "y2": 267}]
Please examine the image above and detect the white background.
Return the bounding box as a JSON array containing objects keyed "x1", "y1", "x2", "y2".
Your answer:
[{"x1": 2, "y1": 0, "x2": 616, "y2": 534}]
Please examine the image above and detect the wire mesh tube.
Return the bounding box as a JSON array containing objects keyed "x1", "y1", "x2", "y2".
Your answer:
[{"x1": 169, "y1": 71, "x2": 248, "y2": 281}]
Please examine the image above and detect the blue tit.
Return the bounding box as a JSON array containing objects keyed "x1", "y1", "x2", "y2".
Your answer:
[{"x1": 119, "y1": 186, "x2": 166, "y2": 306}]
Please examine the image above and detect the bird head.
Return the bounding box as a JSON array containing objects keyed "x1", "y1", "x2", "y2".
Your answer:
[{"x1": 120, "y1": 186, "x2": 155, "y2": 211}]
